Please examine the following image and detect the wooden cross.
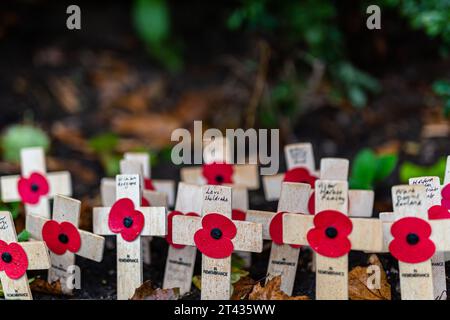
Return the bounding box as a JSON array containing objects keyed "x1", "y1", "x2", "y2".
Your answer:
[
  {"x1": 26, "y1": 195, "x2": 105, "y2": 295},
  {"x1": 0, "y1": 147, "x2": 72, "y2": 219},
  {"x1": 282, "y1": 179, "x2": 383, "y2": 300},
  {"x1": 172, "y1": 185, "x2": 263, "y2": 300},
  {"x1": 0, "y1": 211, "x2": 50, "y2": 300},
  {"x1": 162, "y1": 182, "x2": 202, "y2": 294},
  {"x1": 180, "y1": 136, "x2": 259, "y2": 190},
  {"x1": 93, "y1": 174, "x2": 167, "y2": 300},
  {"x1": 231, "y1": 185, "x2": 252, "y2": 267},
  {"x1": 262, "y1": 143, "x2": 318, "y2": 201}
]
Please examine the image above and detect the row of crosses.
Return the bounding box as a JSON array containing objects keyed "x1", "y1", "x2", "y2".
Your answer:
[{"x1": 1, "y1": 142, "x2": 450, "y2": 300}]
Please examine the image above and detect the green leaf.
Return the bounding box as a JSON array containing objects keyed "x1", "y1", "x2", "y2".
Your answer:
[
  {"x1": 192, "y1": 275, "x2": 201, "y2": 290},
  {"x1": 349, "y1": 149, "x2": 377, "y2": 190},
  {"x1": 88, "y1": 133, "x2": 119, "y2": 154},
  {"x1": 101, "y1": 154, "x2": 121, "y2": 177},
  {"x1": 1, "y1": 125, "x2": 50, "y2": 163},
  {"x1": 374, "y1": 154, "x2": 398, "y2": 183},
  {"x1": 133, "y1": 0, "x2": 170, "y2": 45},
  {"x1": 17, "y1": 230, "x2": 30, "y2": 242},
  {"x1": 399, "y1": 157, "x2": 446, "y2": 183}
]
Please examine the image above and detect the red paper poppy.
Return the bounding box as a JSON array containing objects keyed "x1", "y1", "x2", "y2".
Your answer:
[
  {"x1": 141, "y1": 197, "x2": 151, "y2": 207},
  {"x1": 194, "y1": 213, "x2": 237, "y2": 258},
  {"x1": 17, "y1": 172, "x2": 49, "y2": 205},
  {"x1": 308, "y1": 192, "x2": 315, "y2": 215},
  {"x1": 42, "y1": 220, "x2": 81, "y2": 255},
  {"x1": 269, "y1": 212, "x2": 301, "y2": 249},
  {"x1": 232, "y1": 209, "x2": 246, "y2": 221},
  {"x1": 283, "y1": 167, "x2": 318, "y2": 187},
  {"x1": 202, "y1": 162, "x2": 234, "y2": 185},
  {"x1": 0, "y1": 240, "x2": 28, "y2": 280},
  {"x1": 166, "y1": 210, "x2": 200, "y2": 249},
  {"x1": 108, "y1": 198, "x2": 145, "y2": 242},
  {"x1": 441, "y1": 184, "x2": 450, "y2": 210},
  {"x1": 428, "y1": 205, "x2": 450, "y2": 220},
  {"x1": 389, "y1": 217, "x2": 435, "y2": 263},
  {"x1": 144, "y1": 178, "x2": 156, "y2": 191},
  {"x1": 307, "y1": 210, "x2": 352, "y2": 258}
]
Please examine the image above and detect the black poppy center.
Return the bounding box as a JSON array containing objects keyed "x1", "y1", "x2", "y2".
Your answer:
[
  {"x1": 123, "y1": 217, "x2": 134, "y2": 228},
  {"x1": 325, "y1": 227, "x2": 338, "y2": 239},
  {"x1": 210, "y1": 228, "x2": 223, "y2": 240},
  {"x1": 406, "y1": 233, "x2": 420, "y2": 245},
  {"x1": 31, "y1": 183, "x2": 39, "y2": 192},
  {"x1": 215, "y1": 175, "x2": 224, "y2": 184},
  {"x1": 58, "y1": 233, "x2": 69, "y2": 244},
  {"x1": 1, "y1": 252, "x2": 12, "y2": 263}
]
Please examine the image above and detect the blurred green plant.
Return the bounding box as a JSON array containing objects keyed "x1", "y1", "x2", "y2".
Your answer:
[
  {"x1": 18, "y1": 230, "x2": 30, "y2": 242},
  {"x1": 1, "y1": 124, "x2": 50, "y2": 163},
  {"x1": 399, "y1": 157, "x2": 446, "y2": 183},
  {"x1": 132, "y1": 0, "x2": 182, "y2": 72},
  {"x1": 432, "y1": 80, "x2": 450, "y2": 117},
  {"x1": 0, "y1": 202, "x2": 20, "y2": 220},
  {"x1": 349, "y1": 148, "x2": 398, "y2": 190}
]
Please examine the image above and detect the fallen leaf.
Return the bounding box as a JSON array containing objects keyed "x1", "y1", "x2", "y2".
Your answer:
[
  {"x1": 48, "y1": 77, "x2": 80, "y2": 113},
  {"x1": 131, "y1": 280, "x2": 179, "y2": 300},
  {"x1": 249, "y1": 276, "x2": 309, "y2": 300},
  {"x1": 231, "y1": 276, "x2": 256, "y2": 300},
  {"x1": 349, "y1": 254, "x2": 391, "y2": 300},
  {"x1": 30, "y1": 279, "x2": 63, "y2": 295}
]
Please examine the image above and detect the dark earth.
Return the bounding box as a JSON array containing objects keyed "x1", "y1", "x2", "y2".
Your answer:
[{"x1": 1, "y1": 0, "x2": 450, "y2": 299}]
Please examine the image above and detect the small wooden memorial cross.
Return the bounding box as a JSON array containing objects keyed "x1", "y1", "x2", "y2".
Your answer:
[
  {"x1": 0, "y1": 211, "x2": 51, "y2": 300},
  {"x1": 1, "y1": 147, "x2": 72, "y2": 218},
  {"x1": 231, "y1": 185, "x2": 252, "y2": 267},
  {"x1": 180, "y1": 136, "x2": 259, "y2": 190},
  {"x1": 172, "y1": 185, "x2": 263, "y2": 300},
  {"x1": 93, "y1": 174, "x2": 167, "y2": 300},
  {"x1": 162, "y1": 182, "x2": 202, "y2": 294},
  {"x1": 26, "y1": 195, "x2": 105, "y2": 294},
  {"x1": 282, "y1": 179, "x2": 383, "y2": 300}
]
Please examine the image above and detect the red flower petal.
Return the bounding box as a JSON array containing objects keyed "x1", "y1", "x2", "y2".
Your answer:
[
  {"x1": 232, "y1": 209, "x2": 246, "y2": 221},
  {"x1": 42, "y1": 221, "x2": 81, "y2": 255},
  {"x1": 202, "y1": 213, "x2": 237, "y2": 239},
  {"x1": 306, "y1": 210, "x2": 352, "y2": 258},
  {"x1": 269, "y1": 212, "x2": 301, "y2": 249},
  {"x1": 194, "y1": 229, "x2": 234, "y2": 259},
  {"x1": 141, "y1": 197, "x2": 150, "y2": 207},
  {"x1": 283, "y1": 167, "x2": 317, "y2": 187},
  {"x1": 0, "y1": 241, "x2": 28, "y2": 280},
  {"x1": 144, "y1": 178, "x2": 156, "y2": 191},
  {"x1": 108, "y1": 198, "x2": 145, "y2": 242},
  {"x1": 389, "y1": 217, "x2": 435, "y2": 263},
  {"x1": 442, "y1": 184, "x2": 450, "y2": 199},
  {"x1": 428, "y1": 205, "x2": 450, "y2": 220},
  {"x1": 202, "y1": 162, "x2": 234, "y2": 185},
  {"x1": 17, "y1": 172, "x2": 49, "y2": 205},
  {"x1": 308, "y1": 192, "x2": 315, "y2": 215},
  {"x1": 166, "y1": 211, "x2": 200, "y2": 249},
  {"x1": 60, "y1": 222, "x2": 81, "y2": 253}
]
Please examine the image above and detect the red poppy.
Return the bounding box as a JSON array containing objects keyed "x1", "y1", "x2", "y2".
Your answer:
[
  {"x1": 141, "y1": 197, "x2": 151, "y2": 207},
  {"x1": 428, "y1": 205, "x2": 450, "y2": 220},
  {"x1": 441, "y1": 184, "x2": 450, "y2": 210},
  {"x1": 283, "y1": 167, "x2": 317, "y2": 187},
  {"x1": 269, "y1": 212, "x2": 301, "y2": 249},
  {"x1": 307, "y1": 210, "x2": 352, "y2": 258},
  {"x1": 42, "y1": 220, "x2": 81, "y2": 255},
  {"x1": 202, "y1": 162, "x2": 234, "y2": 185},
  {"x1": 166, "y1": 210, "x2": 200, "y2": 249},
  {"x1": 194, "y1": 213, "x2": 237, "y2": 258},
  {"x1": 389, "y1": 217, "x2": 435, "y2": 263},
  {"x1": 308, "y1": 192, "x2": 315, "y2": 215},
  {"x1": 108, "y1": 198, "x2": 145, "y2": 242},
  {"x1": 232, "y1": 209, "x2": 246, "y2": 221},
  {"x1": 17, "y1": 172, "x2": 49, "y2": 205},
  {"x1": 0, "y1": 240, "x2": 28, "y2": 280},
  {"x1": 144, "y1": 178, "x2": 156, "y2": 191}
]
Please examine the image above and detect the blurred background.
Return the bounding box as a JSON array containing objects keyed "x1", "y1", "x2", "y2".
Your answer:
[{"x1": 0, "y1": 0, "x2": 450, "y2": 213}]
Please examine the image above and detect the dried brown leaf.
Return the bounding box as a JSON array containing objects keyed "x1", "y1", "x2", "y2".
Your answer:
[
  {"x1": 349, "y1": 254, "x2": 391, "y2": 300},
  {"x1": 231, "y1": 276, "x2": 256, "y2": 300},
  {"x1": 131, "y1": 281, "x2": 179, "y2": 300},
  {"x1": 30, "y1": 279, "x2": 63, "y2": 295},
  {"x1": 249, "y1": 276, "x2": 309, "y2": 300},
  {"x1": 48, "y1": 77, "x2": 80, "y2": 113}
]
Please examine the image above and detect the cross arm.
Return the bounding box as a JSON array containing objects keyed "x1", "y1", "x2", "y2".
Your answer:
[
  {"x1": 141, "y1": 207, "x2": 167, "y2": 236},
  {"x1": 246, "y1": 210, "x2": 275, "y2": 240},
  {"x1": 172, "y1": 215, "x2": 263, "y2": 253},
  {"x1": 21, "y1": 241, "x2": 51, "y2": 270},
  {"x1": 78, "y1": 231, "x2": 105, "y2": 262},
  {"x1": 47, "y1": 172, "x2": 72, "y2": 196},
  {"x1": 25, "y1": 214, "x2": 48, "y2": 240},
  {"x1": 93, "y1": 207, "x2": 114, "y2": 236}
]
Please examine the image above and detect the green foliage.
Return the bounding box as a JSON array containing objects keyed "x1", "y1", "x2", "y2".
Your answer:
[
  {"x1": 18, "y1": 230, "x2": 30, "y2": 242},
  {"x1": 1, "y1": 124, "x2": 50, "y2": 163},
  {"x1": 132, "y1": 0, "x2": 182, "y2": 71},
  {"x1": 349, "y1": 148, "x2": 398, "y2": 190},
  {"x1": 88, "y1": 133, "x2": 119, "y2": 154},
  {"x1": 399, "y1": 157, "x2": 446, "y2": 183},
  {"x1": 433, "y1": 80, "x2": 450, "y2": 117},
  {"x1": 0, "y1": 202, "x2": 20, "y2": 220}
]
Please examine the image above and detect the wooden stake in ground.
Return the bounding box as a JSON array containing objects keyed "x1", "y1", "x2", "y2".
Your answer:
[
  {"x1": 1, "y1": 147, "x2": 72, "y2": 218},
  {"x1": 26, "y1": 195, "x2": 105, "y2": 295},
  {"x1": 180, "y1": 136, "x2": 259, "y2": 190},
  {"x1": 93, "y1": 174, "x2": 167, "y2": 300},
  {"x1": 0, "y1": 211, "x2": 50, "y2": 300},
  {"x1": 282, "y1": 179, "x2": 383, "y2": 300},
  {"x1": 172, "y1": 185, "x2": 263, "y2": 300},
  {"x1": 162, "y1": 182, "x2": 202, "y2": 294}
]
